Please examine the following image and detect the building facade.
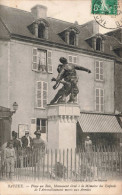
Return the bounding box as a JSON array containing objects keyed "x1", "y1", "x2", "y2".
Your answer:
[
  {"x1": 0, "y1": 106, "x2": 12, "y2": 147},
  {"x1": 0, "y1": 5, "x2": 121, "y2": 144}
]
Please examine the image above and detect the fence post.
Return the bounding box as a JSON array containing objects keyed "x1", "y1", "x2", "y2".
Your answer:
[
  {"x1": 63, "y1": 149, "x2": 65, "y2": 180},
  {"x1": 50, "y1": 149, "x2": 53, "y2": 179},
  {"x1": 70, "y1": 149, "x2": 72, "y2": 180},
  {"x1": 55, "y1": 149, "x2": 57, "y2": 179},
  {"x1": 67, "y1": 149, "x2": 69, "y2": 180},
  {"x1": 47, "y1": 149, "x2": 49, "y2": 179},
  {"x1": 120, "y1": 147, "x2": 122, "y2": 176},
  {"x1": 74, "y1": 148, "x2": 76, "y2": 181}
]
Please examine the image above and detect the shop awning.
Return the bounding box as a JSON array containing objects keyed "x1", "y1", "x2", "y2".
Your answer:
[{"x1": 78, "y1": 113, "x2": 122, "y2": 133}]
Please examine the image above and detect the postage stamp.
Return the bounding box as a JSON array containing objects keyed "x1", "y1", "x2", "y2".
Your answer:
[
  {"x1": 93, "y1": 0, "x2": 122, "y2": 29},
  {"x1": 91, "y1": 0, "x2": 118, "y2": 15}
]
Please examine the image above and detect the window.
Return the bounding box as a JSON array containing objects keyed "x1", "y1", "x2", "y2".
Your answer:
[
  {"x1": 96, "y1": 38, "x2": 102, "y2": 51},
  {"x1": 114, "y1": 48, "x2": 122, "y2": 58},
  {"x1": 37, "y1": 118, "x2": 47, "y2": 133},
  {"x1": 38, "y1": 49, "x2": 46, "y2": 72},
  {"x1": 68, "y1": 55, "x2": 77, "y2": 64},
  {"x1": 32, "y1": 48, "x2": 52, "y2": 73},
  {"x1": 28, "y1": 19, "x2": 49, "y2": 39},
  {"x1": 31, "y1": 118, "x2": 47, "y2": 141},
  {"x1": 36, "y1": 81, "x2": 48, "y2": 108},
  {"x1": 95, "y1": 88, "x2": 104, "y2": 112},
  {"x1": 69, "y1": 31, "x2": 76, "y2": 45},
  {"x1": 30, "y1": 118, "x2": 36, "y2": 137},
  {"x1": 95, "y1": 61, "x2": 104, "y2": 81},
  {"x1": 38, "y1": 23, "x2": 45, "y2": 38}
]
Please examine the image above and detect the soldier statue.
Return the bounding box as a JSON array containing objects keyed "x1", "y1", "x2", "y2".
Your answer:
[{"x1": 50, "y1": 57, "x2": 91, "y2": 104}]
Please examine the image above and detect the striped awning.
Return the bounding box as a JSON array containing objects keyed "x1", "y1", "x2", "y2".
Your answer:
[{"x1": 78, "y1": 113, "x2": 122, "y2": 133}]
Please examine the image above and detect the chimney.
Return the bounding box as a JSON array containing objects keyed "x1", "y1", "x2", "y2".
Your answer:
[
  {"x1": 92, "y1": 20, "x2": 99, "y2": 35},
  {"x1": 31, "y1": 5, "x2": 47, "y2": 19}
]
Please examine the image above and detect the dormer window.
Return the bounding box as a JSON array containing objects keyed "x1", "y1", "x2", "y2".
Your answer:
[
  {"x1": 38, "y1": 23, "x2": 45, "y2": 38},
  {"x1": 113, "y1": 47, "x2": 122, "y2": 58},
  {"x1": 96, "y1": 38, "x2": 102, "y2": 51},
  {"x1": 85, "y1": 34, "x2": 105, "y2": 52},
  {"x1": 59, "y1": 26, "x2": 79, "y2": 47},
  {"x1": 28, "y1": 19, "x2": 49, "y2": 40},
  {"x1": 69, "y1": 31, "x2": 76, "y2": 45}
]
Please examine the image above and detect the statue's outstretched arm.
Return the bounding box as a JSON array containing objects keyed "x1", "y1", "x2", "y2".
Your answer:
[{"x1": 75, "y1": 65, "x2": 91, "y2": 73}]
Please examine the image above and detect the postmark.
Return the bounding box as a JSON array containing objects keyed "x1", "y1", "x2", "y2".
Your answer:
[
  {"x1": 92, "y1": 0, "x2": 118, "y2": 15},
  {"x1": 92, "y1": 0, "x2": 122, "y2": 29}
]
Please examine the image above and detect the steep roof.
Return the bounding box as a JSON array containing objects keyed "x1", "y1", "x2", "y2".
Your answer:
[
  {"x1": 0, "y1": 5, "x2": 121, "y2": 62},
  {"x1": 0, "y1": 5, "x2": 35, "y2": 38},
  {"x1": 105, "y1": 28, "x2": 122, "y2": 43},
  {"x1": 0, "y1": 4, "x2": 95, "y2": 50},
  {"x1": 0, "y1": 19, "x2": 10, "y2": 39}
]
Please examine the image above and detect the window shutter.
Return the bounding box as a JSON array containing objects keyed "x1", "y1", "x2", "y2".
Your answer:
[
  {"x1": 73, "y1": 56, "x2": 77, "y2": 64},
  {"x1": 43, "y1": 82, "x2": 48, "y2": 107},
  {"x1": 100, "y1": 61, "x2": 103, "y2": 80},
  {"x1": 95, "y1": 61, "x2": 99, "y2": 80},
  {"x1": 36, "y1": 81, "x2": 48, "y2": 108},
  {"x1": 32, "y1": 48, "x2": 38, "y2": 71},
  {"x1": 37, "y1": 81, "x2": 42, "y2": 108},
  {"x1": 47, "y1": 51, "x2": 53, "y2": 73},
  {"x1": 95, "y1": 88, "x2": 104, "y2": 112},
  {"x1": 30, "y1": 118, "x2": 36, "y2": 137},
  {"x1": 96, "y1": 88, "x2": 99, "y2": 111},
  {"x1": 95, "y1": 61, "x2": 103, "y2": 81},
  {"x1": 100, "y1": 89, "x2": 104, "y2": 112},
  {"x1": 68, "y1": 55, "x2": 73, "y2": 63}
]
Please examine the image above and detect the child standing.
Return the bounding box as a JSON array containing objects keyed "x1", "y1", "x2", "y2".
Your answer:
[{"x1": 3, "y1": 140, "x2": 16, "y2": 180}]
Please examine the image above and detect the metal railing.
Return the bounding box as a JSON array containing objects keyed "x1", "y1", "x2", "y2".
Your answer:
[{"x1": 0, "y1": 146, "x2": 122, "y2": 181}]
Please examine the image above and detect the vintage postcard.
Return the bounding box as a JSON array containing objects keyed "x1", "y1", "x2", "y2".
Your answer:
[{"x1": 0, "y1": 0, "x2": 122, "y2": 194}]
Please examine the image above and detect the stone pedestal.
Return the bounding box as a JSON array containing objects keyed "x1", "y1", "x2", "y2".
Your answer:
[{"x1": 47, "y1": 104, "x2": 80, "y2": 150}]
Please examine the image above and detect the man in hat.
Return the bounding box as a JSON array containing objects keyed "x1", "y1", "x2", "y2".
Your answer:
[
  {"x1": 12, "y1": 131, "x2": 21, "y2": 151},
  {"x1": 3, "y1": 140, "x2": 16, "y2": 180},
  {"x1": 21, "y1": 130, "x2": 33, "y2": 150},
  {"x1": 50, "y1": 57, "x2": 91, "y2": 104}
]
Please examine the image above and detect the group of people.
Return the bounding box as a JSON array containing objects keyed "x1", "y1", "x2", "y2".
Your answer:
[
  {"x1": 12, "y1": 129, "x2": 46, "y2": 151},
  {"x1": 0, "y1": 129, "x2": 46, "y2": 180}
]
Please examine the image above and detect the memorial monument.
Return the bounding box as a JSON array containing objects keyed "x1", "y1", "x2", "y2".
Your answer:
[{"x1": 47, "y1": 57, "x2": 91, "y2": 150}]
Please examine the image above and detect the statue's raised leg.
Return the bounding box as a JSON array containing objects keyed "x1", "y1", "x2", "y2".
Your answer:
[{"x1": 50, "y1": 87, "x2": 65, "y2": 104}]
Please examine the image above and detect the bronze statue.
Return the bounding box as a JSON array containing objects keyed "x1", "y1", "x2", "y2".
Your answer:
[{"x1": 50, "y1": 57, "x2": 91, "y2": 104}]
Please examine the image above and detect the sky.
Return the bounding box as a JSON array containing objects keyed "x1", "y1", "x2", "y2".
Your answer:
[{"x1": 0, "y1": 0, "x2": 116, "y2": 34}]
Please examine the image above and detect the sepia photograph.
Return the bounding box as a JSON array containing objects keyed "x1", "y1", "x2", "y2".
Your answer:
[{"x1": 0, "y1": 0, "x2": 122, "y2": 194}]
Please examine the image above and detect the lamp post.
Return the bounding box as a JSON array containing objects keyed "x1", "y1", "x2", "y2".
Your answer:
[{"x1": 11, "y1": 102, "x2": 18, "y2": 115}]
